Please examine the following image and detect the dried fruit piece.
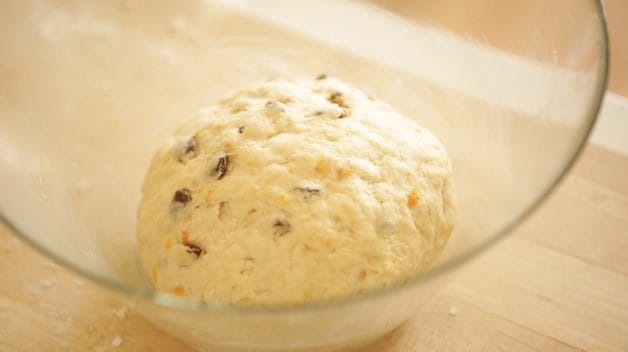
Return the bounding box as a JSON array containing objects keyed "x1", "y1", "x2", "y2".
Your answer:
[
  {"x1": 315, "y1": 157, "x2": 329, "y2": 175},
  {"x1": 407, "y1": 187, "x2": 420, "y2": 208},
  {"x1": 295, "y1": 181, "x2": 323, "y2": 198},
  {"x1": 337, "y1": 167, "x2": 354, "y2": 180},
  {"x1": 238, "y1": 125, "x2": 245, "y2": 134},
  {"x1": 328, "y1": 92, "x2": 352, "y2": 118},
  {"x1": 173, "y1": 285, "x2": 185, "y2": 296},
  {"x1": 182, "y1": 231, "x2": 204, "y2": 258},
  {"x1": 184, "y1": 243, "x2": 204, "y2": 258},
  {"x1": 173, "y1": 188, "x2": 192, "y2": 204},
  {"x1": 273, "y1": 219, "x2": 291, "y2": 237},
  {"x1": 177, "y1": 136, "x2": 198, "y2": 162},
  {"x1": 297, "y1": 187, "x2": 321, "y2": 197},
  {"x1": 184, "y1": 137, "x2": 197, "y2": 154},
  {"x1": 328, "y1": 92, "x2": 343, "y2": 105},
  {"x1": 215, "y1": 155, "x2": 230, "y2": 180},
  {"x1": 316, "y1": 73, "x2": 327, "y2": 80}
]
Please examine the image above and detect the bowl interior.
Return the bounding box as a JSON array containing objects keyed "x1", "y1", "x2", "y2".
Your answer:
[{"x1": 0, "y1": 0, "x2": 606, "y2": 304}]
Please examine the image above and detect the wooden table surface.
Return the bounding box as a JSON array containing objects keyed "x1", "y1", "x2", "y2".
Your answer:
[{"x1": 1, "y1": 143, "x2": 627, "y2": 352}]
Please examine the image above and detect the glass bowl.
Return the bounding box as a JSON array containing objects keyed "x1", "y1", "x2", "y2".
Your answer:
[{"x1": 0, "y1": 0, "x2": 608, "y2": 351}]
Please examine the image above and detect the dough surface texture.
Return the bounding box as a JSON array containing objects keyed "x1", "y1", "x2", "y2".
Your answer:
[{"x1": 137, "y1": 77, "x2": 455, "y2": 306}]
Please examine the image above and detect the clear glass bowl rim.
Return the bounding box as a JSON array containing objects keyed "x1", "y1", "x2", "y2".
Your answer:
[{"x1": 0, "y1": 0, "x2": 610, "y2": 316}]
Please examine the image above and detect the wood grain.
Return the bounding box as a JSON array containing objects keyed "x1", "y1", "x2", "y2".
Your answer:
[{"x1": 0, "y1": 144, "x2": 626, "y2": 351}]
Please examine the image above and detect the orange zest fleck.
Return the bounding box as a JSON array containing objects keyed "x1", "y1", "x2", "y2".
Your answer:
[
  {"x1": 337, "y1": 167, "x2": 354, "y2": 180},
  {"x1": 173, "y1": 285, "x2": 185, "y2": 296},
  {"x1": 315, "y1": 158, "x2": 329, "y2": 175},
  {"x1": 407, "y1": 187, "x2": 420, "y2": 209}
]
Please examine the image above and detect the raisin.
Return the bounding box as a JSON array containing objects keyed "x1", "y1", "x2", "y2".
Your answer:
[
  {"x1": 328, "y1": 92, "x2": 352, "y2": 118},
  {"x1": 184, "y1": 243, "x2": 204, "y2": 258},
  {"x1": 273, "y1": 219, "x2": 291, "y2": 237},
  {"x1": 185, "y1": 137, "x2": 197, "y2": 154},
  {"x1": 328, "y1": 92, "x2": 344, "y2": 104},
  {"x1": 295, "y1": 181, "x2": 323, "y2": 198},
  {"x1": 173, "y1": 188, "x2": 192, "y2": 204},
  {"x1": 215, "y1": 155, "x2": 230, "y2": 180},
  {"x1": 316, "y1": 73, "x2": 327, "y2": 80},
  {"x1": 296, "y1": 186, "x2": 322, "y2": 197},
  {"x1": 238, "y1": 125, "x2": 245, "y2": 134},
  {"x1": 177, "y1": 137, "x2": 198, "y2": 162}
]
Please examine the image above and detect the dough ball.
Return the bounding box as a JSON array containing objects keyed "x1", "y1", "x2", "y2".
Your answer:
[{"x1": 136, "y1": 77, "x2": 455, "y2": 306}]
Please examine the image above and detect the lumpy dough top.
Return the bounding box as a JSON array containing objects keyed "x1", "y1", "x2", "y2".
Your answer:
[{"x1": 136, "y1": 77, "x2": 455, "y2": 306}]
